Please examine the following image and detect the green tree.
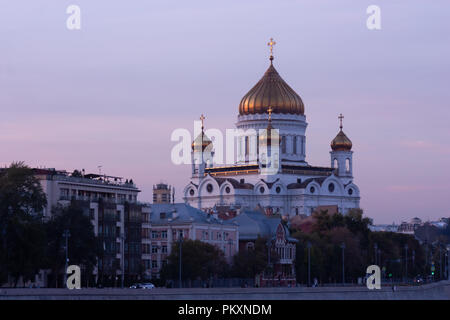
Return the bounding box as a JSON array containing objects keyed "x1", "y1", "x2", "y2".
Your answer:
[
  {"x1": 44, "y1": 201, "x2": 101, "y2": 287},
  {"x1": 0, "y1": 162, "x2": 47, "y2": 286},
  {"x1": 231, "y1": 237, "x2": 273, "y2": 278},
  {"x1": 160, "y1": 239, "x2": 228, "y2": 283}
]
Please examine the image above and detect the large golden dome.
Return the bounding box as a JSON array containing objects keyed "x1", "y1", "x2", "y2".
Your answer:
[
  {"x1": 331, "y1": 130, "x2": 352, "y2": 151},
  {"x1": 239, "y1": 62, "x2": 304, "y2": 115}
]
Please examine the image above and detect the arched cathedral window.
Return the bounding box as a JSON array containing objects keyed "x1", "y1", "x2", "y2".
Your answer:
[{"x1": 293, "y1": 136, "x2": 297, "y2": 154}]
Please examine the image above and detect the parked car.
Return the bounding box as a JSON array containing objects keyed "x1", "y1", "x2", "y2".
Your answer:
[
  {"x1": 413, "y1": 275, "x2": 424, "y2": 284},
  {"x1": 129, "y1": 283, "x2": 142, "y2": 289},
  {"x1": 140, "y1": 283, "x2": 155, "y2": 289}
]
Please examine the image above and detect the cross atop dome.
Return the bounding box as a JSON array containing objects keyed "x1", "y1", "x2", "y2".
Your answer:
[
  {"x1": 200, "y1": 114, "x2": 205, "y2": 130},
  {"x1": 267, "y1": 38, "x2": 276, "y2": 62},
  {"x1": 338, "y1": 113, "x2": 344, "y2": 130}
]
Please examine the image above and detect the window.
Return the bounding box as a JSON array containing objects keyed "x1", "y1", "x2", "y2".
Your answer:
[
  {"x1": 310, "y1": 186, "x2": 315, "y2": 194},
  {"x1": 328, "y1": 183, "x2": 335, "y2": 193},
  {"x1": 225, "y1": 186, "x2": 231, "y2": 194},
  {"x1": 161, "y1": 246, "x2": 167, "y2": 254},
  {"x1": 346, "y1": 158, "x2": 350, "y2": 172},
  {"x1": 151, "y1": 260, "x2": 158, "y2": 269},
  {"x1": 348, "y1": 188, "x2": 353, "y2": 196},
  {"x1": 116, "y1": 210, "x2": 121, "y2": 222},
  {"x1": 276, "y1": 186, "x2": 281, "y2": 194},
  {"x1": 60, "y1": 188, "x2": 69, "y2": 200},
  {"x1": 89, "y1": 208, "x2": 95, "y2": 220},
  {"x1": 259, "y1": 186, "x2": 265, "y2": 194},
  {"x1": 189, "y1": 189, "x2": 195, "y2": 196},
  {"x1": 281, "y1": 136, "x2": 286, "y2": 153},
  {"x1": 161, "y1": 230, "x2": 167, "y2": 239},
  {"x1": 206, "y1": 184, "x2": 213, "y2": 193},
  {"x1": 245, "y1": 136, "x2": 249, "y2": 157},
  {"x1": 151, "y1": 231, "x2": 158, "y2": 239},
  {"x1": 293, "y1": 136, "x2": 297, "y2": 154},
  {"x1": 151, "y1": 246, "x2": 158, "y2": 253}
]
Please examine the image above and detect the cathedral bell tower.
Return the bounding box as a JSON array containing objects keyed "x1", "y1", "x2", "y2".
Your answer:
[
  {"x1": 330, "y1": 114, "x2": 353, "y2": 180},
  {"x1": 191, "y1": 114, "x2": 213, "y2": 179}
]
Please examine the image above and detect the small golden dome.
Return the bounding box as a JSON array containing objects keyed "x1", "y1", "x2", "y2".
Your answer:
[
  {"x1": 239, "y1": 63, "x2": 304, "y2": 116},
  {"x1": 192, "y1": 132, "x2": 212, "y2": 151},
  {"x1": 331, "y1": 130, "x2": 352, "y2": 151}
]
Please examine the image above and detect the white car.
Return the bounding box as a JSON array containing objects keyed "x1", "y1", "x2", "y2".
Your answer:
[{"x1": 140, "y1": 283, "x2": 155, "y2": 289}]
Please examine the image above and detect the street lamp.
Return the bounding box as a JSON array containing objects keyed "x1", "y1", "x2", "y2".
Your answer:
[
  {"x1": 340, "y1": 242, "x2": 345, "y2": 285},
  {"x1": 265, "y1": 239, "x2": 272, "y2": 287},
  {"x1": 378, "y1": 249, "x2": 382, "y2": 268},
  {"x1": 307, "y1": 242, "x2": 312, "y2": 287},
  {"x1": 404, "y1": 244, "x2": 408, "y2": 283},
  {"x1": 178, "y1": 231, "x2": 183, "y2": 288},
  {"x1": 120, "y1": 233, "x2": 125, "y2": 288},
  {"x1": 63, "y1": 229, "x2": 71, "y2": 287},
  {"x1": 374, "y1": 243, "x2": 378, "y2": 266},
  {"x1": 227, "y1": 239, "x2": 233, "y2": 262}
]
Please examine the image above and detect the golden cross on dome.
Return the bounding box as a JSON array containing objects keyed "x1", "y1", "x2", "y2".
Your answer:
[
  {"x1": 268, "y1": 106, "x2": 273, "y2": 122},
  {"x1": 267, "y1": 38, "x2": 276, "y2": 61},
  {"x1": 200, "y1": 114, "x2": 205, "y2": 130},
  {"x1": 338, "y1": 113, "x2": 344, "y2": 130}
]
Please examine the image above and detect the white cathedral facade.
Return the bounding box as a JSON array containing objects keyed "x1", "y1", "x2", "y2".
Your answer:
[{"x1": 183, "y1": 49, "x2": 360, "y2": 217}]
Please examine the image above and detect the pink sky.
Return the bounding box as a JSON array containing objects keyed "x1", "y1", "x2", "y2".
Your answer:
[{"x1": 1, "y1": 1, "x2": 449, "y2": 224}]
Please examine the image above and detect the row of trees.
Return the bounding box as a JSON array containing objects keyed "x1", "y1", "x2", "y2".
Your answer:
[
  {"x1": 292, "y1": 209, "x2": 444, "y2": 284},
  {"x1": 159, "y1": 237, "x2": 274, "y2": 284},
  {"x1": 0, "y1": 163, "x2": 100, "y2": 287},
  {"x1": 160, "y1": 209, "x2": 449, "y2": 286}
]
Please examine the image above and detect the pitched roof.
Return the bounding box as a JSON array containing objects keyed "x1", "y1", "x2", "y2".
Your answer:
[
  {"x1": 149, "y1": 203, "x2": 236, "y2": 226},
  {"x1": 230, "y1": 210, "x2": 297, "y2": 242}
]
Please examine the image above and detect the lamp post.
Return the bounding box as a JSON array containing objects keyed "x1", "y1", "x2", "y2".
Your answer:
[
  {"x1": 307, "y1": 242, "x2": 312, "y2": 287},
  {"x1": 378, "y1": 249, "x2": 382, "y2": 268},
  {"x1": 374, "y1": 243, "x2": 378, "y2": 266},
  {"x1": 228, "y1": 239, "x2": 233, "y2": 261},
  {"x1": 63, "y1": 229, "x2": 71, "y2": 287},
  {"x1": 341, "y1": 242, "x2": 345, "y2": 285},
  {"x1": 266, "y1": 239, "x2": 272, "y2": 287},
  {"x1": 404, "y1": 244, "x2": 408, "y2": 283},
  {"x1": 120, "y1": 233, "x2": 125, "y2": 288},
  {"x1": 2, "y1": 226, "x2": 7, "y2": 286},
  {"x1": 178, "y1": 231, "x2": 183, "y2": 288}
]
